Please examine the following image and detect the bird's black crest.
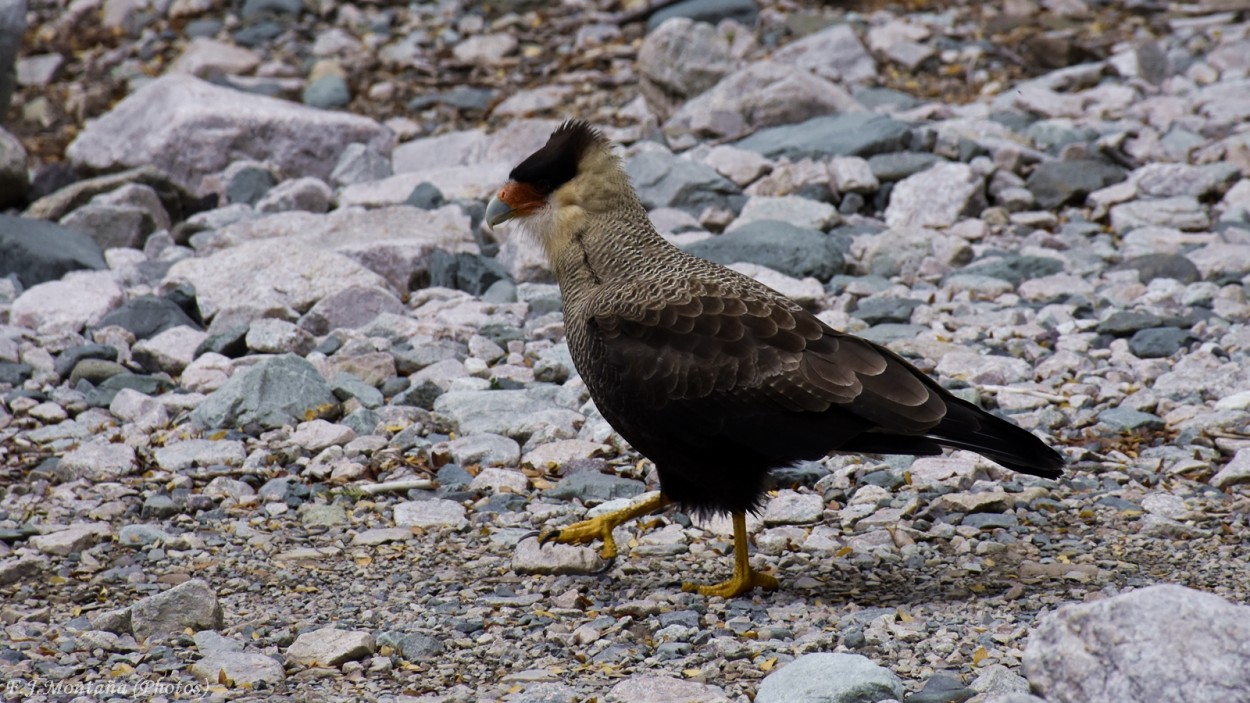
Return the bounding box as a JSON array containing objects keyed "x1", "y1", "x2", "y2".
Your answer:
[{"x1": 509, "y1": 120, "x2": 606, "y2": 194}]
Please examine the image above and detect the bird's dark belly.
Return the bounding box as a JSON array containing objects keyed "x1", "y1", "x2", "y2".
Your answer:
[{"x1": 582, "y1": 380, "x2": 781, "y2": 516}]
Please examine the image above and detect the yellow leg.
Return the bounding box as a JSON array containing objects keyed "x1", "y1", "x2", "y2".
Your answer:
[
  {"x1": 537, "y1": 492, "x2": 671, "y2": 560},
  {"x1": 682, "y1": 512, "x2": 779, "y2": 598}
]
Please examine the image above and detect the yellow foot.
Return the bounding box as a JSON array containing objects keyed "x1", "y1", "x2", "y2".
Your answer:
[
  {"x1": 538, "y1": 514, "x2": 621, "y2": 560},
  {"x1": 683, "y1": 567, "x2": 779, "y2": 598},
  {"x1": 537, "y1": 492, "x2": 670, "y2": 561},
  {"x1": 682, "y1": 511, "x2": 780, "y2": 598}
]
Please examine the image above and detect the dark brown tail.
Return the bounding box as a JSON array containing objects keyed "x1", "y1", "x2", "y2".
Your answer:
[{"x1": 925, "y1": 396, "x2": 1065, "y2": 478}]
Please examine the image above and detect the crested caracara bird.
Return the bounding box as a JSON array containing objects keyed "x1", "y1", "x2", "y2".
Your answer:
[{"x1": 486, "y1": 121, "x2": 1064, "y2": 597}]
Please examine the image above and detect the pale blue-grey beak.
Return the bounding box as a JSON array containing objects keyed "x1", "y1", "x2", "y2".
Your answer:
[{"x1": 485, "y1": 196, "x2": 515, "y2": 229}]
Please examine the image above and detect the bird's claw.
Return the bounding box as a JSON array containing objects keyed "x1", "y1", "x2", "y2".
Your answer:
[
  {"x1": 682, "y1": 567, "x2": 779, "y2": 598},
  {"x1": 536, "y1": 518, "x2": 619, "y2": 560}
]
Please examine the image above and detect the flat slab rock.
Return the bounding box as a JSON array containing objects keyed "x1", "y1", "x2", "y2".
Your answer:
[
  {"x1": 286, "y1": 627, "x2": 376, "y2": 667},
  {"x1": 512, "y1": 535, "x2": 607, "y2": 575},
  {"x1": 1024, "y1": 584, "x2": 1250, "y2": 703},
  {"x1": 66, "y1": 74, "x2": 392, "y2": 194},
  {"x1": 191, "y1": 651, "x2": 285, "y2": 686},
  {"x1": 131, "y1": 578, "x2": 224, "y2": 642}
]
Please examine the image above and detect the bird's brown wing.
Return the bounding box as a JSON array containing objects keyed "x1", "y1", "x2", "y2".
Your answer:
[{"x1": 592, "y1": 281, "x2": 949, "y2": 442}]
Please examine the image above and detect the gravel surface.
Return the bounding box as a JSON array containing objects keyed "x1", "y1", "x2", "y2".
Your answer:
[{"x1": 3, "y1": 0, "x2": 1250, "y2": 701}]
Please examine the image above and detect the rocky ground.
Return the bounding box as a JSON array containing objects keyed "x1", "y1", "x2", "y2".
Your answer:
[{"x1": 3, "y1": 0, "x2": 1250, "y2": 701}]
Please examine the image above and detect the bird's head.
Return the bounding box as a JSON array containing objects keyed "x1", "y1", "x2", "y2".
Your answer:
[{"x1": 486, "y1": 120, "x2": 638, "y2": 260}]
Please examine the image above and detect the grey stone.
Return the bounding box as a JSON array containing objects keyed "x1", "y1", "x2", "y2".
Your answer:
[
  {"x1": 11, "y1": 271, "x2": 125, "y2": 334},
  {"x1": 625, "y1": 150, "x2": 739, "y2": 214},
  {"x1": 254, "y1": 176, "x2": 333, "y2": 214},
  {"x1": 444, "y1": 433, "x2": 521, "y2": 468},
  {"x1": 736, "y1": 113, "x2": 910, "y2": 161},
  {"x1": 29, "y1": 524, "x2": 111, "y2": 556},
  {"x1": 67, "y1": 75, "x2": 392, "y2": 194},
  {"x1": 59, "y1": 441, "x2": 138, "y2": 479},
  {"x1": 191, "y1": 354, "x2": 338, "y2": 430},
  {"x1": 429, "y1": 250, "x2": 511, "y2": 296},
  {"x1": 1211, "y1": 449, "x2": 1250, "y2": 489},
  {"x1": 95, "y1": 295, "x2": 201, "y2": 340},
  {"x1": 0, "y1": 557, "x2": 41, "y2": 587},
  {"x1": 341, "y1": 407, "x2": 380, "y2": 435},
  {"x1": 512, "y1": 536, "x2": 608, "y2": 576},
  {"x1": 772, "y1": 22, "x2": 876, "y2": 83},
  {"x1": 1026, "y1": 159, "x2": 1127, "y2": 209},
  {"x1": 1025, "y1": 120, "x2": 1099, "y2": 153},
  {"x1": 131, "y1": 578, "x2": 224, "y2": 641},
  {"x1": 957, "y1": 255, "x2": 1064, "y2": 285},
  {"x1": 167, "y1": 242, "x2": 391, "y2": 321},
  {"x1": 885, "y1": 162, "x2": 985, "y2": 229},
  {"x1": 434, "y1": 389, "x2": 584, "y2": 442},
  {"x1": 117, "y1": 524, "x2": 177, "y2": 547},
  {"x1": 683, "y1": 220, "x2": 844, "y2": 281},
  {"x1": 300, "y1": 285, "x2": 404, "y2": 335},
  {"x1": 638, "y1": 17, "x2": 735, "y2": 120},
  {"x1": 405, "y1": 86, "x2": 496, "y2": 112},
  {"x1": 168, "y1": 36, "x2": 260, "y2": 78},
  {"x1": 240, "y1": 0, "x2": 301, "y2": 19},
  {"x1": 664, "y1": 61, "x2": 861, "y2": 146},
  {"x1": 378, "y1": 631, "x2": 444, "y2": 660},
  {"x1": 300, "y1": 503, "x2": 348, "y2": 528},
  {"x1": 647, "y1": 0, "x2": 757, "y2": 32},
  {"x1": 936, "y1": 351, "x2": 1031, "y2": 385},
  {"x1": 1128, "y1": 327, "x2": 1192, "y2": 358},
  {"x1": 393, "y1": 499, "x2": 467, "y2": 530},
  {"x1": 0, "y1": 215, "x2": 107, "y2": 288},
  {"x1": 1110, "y1": 196, "x2": 1210, "y2": 233},
  {"x1": 286, "y1": 627, "x2": 375, "y2": 667},
  {"x1": 302, "y1": 74, "x2": 350, "y2": 109},
  {"x1": 1185, "y1": 243, "x2": 1250, "y2": 281},
  {"x1": 153, "y1": 439, "x2": 246, "y2": 470},
  {"x1": 546, "y1": 471, "x2": 646, "y2": 503},
  {"x1": 1130, "y1": 162, "x2": 1240, "y2": 199},
  {"x1": 1112, "y1": 254, "x2": 1200, "y2": 285},
  {"x1": 867, "y1": 152, "x2": 943, "y2": 182},
  {"x1": 1099, "y1": 407, "x2": 1165, "y2": 432},
  {"x1": 54, "y1": 342, "x2": 119, "y2": 378},
  {"x1": 132, "y1": 325, "x2": 206, "y2": 374},
  {"x1": 246, "y1": 318, "x2": 315, "y2": 355},
  {"x1": 191, "y1": 651, "x2": 285, "y2": 686},
  {"x1": 405, "y1": 182, "x2": 445, "y2": 209},
  {"x1": 0, "y1": 361, "x2": 32, "y2": 385},
  {"x1": 1096, "y1": 310, "x2": 1167, "y2": 336},
  {"x1": 330, "y1": 372, "x2": 383, "y2": 408},
  {"x1": 852, "y1": 297, "x2": 921, "y2": 325},
  {"x1": 857, "y1": 323, "x2": 928, "y2": 346},
  {"x1": 762, "y1": 490, "x2": 824, "y2": 525},
  {"x1": 1025, "y1": 584, "x2": 1250, "y2": 703},
  {"x1": 330, "y1": 142, "x2": 392, "y2": 187},
  {"x1": 169, "y1": 205, "x2": 472, "y2": 316},
  {"x1": 452, "y1": 33, "x2": 517, "y2": 64},
  {"x1": 226, "y1": 164, "x2": 275, "y2": 205},
  {"x1": 732, "y1": 196, "x2": 840, "y2": 232},
  {"x1": 755, "y1": 652, "x2": 905, "y2": 703}
]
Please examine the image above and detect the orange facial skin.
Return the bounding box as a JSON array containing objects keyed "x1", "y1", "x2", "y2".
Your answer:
[{"x1": 497, "y1": 180, "x2": 547, "y2": 217}]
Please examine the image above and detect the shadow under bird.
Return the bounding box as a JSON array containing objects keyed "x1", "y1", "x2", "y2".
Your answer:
[{"x1": 486, "y1": 121, "x2": 1065, "y2": 598}]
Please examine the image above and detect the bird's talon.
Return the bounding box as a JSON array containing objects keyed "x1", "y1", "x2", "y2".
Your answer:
[{"x1": 683, "y1": 568, "x2": 779, "y2": 598}]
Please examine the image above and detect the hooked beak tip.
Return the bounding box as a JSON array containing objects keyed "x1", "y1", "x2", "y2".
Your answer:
[{"x1": 485, "y1": 196, "x2": 514, "y2": 229}]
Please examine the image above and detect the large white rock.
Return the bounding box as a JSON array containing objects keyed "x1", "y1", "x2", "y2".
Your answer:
[
  {"x1": 187, "y1": 205, "x2": 476, "y2": 295},
  {"x1": 10, "y1": 271, "x2": 124, "y2": 334},
  {"x1": 66, "y1": 75, "x2": 393, "y2": 194},
  {"x1": 1025, "y1": 584, "x2": 1250, "y2": 703},
  {"x1": 164, "y1": 239, "x2": 394, "y2": 320}
]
